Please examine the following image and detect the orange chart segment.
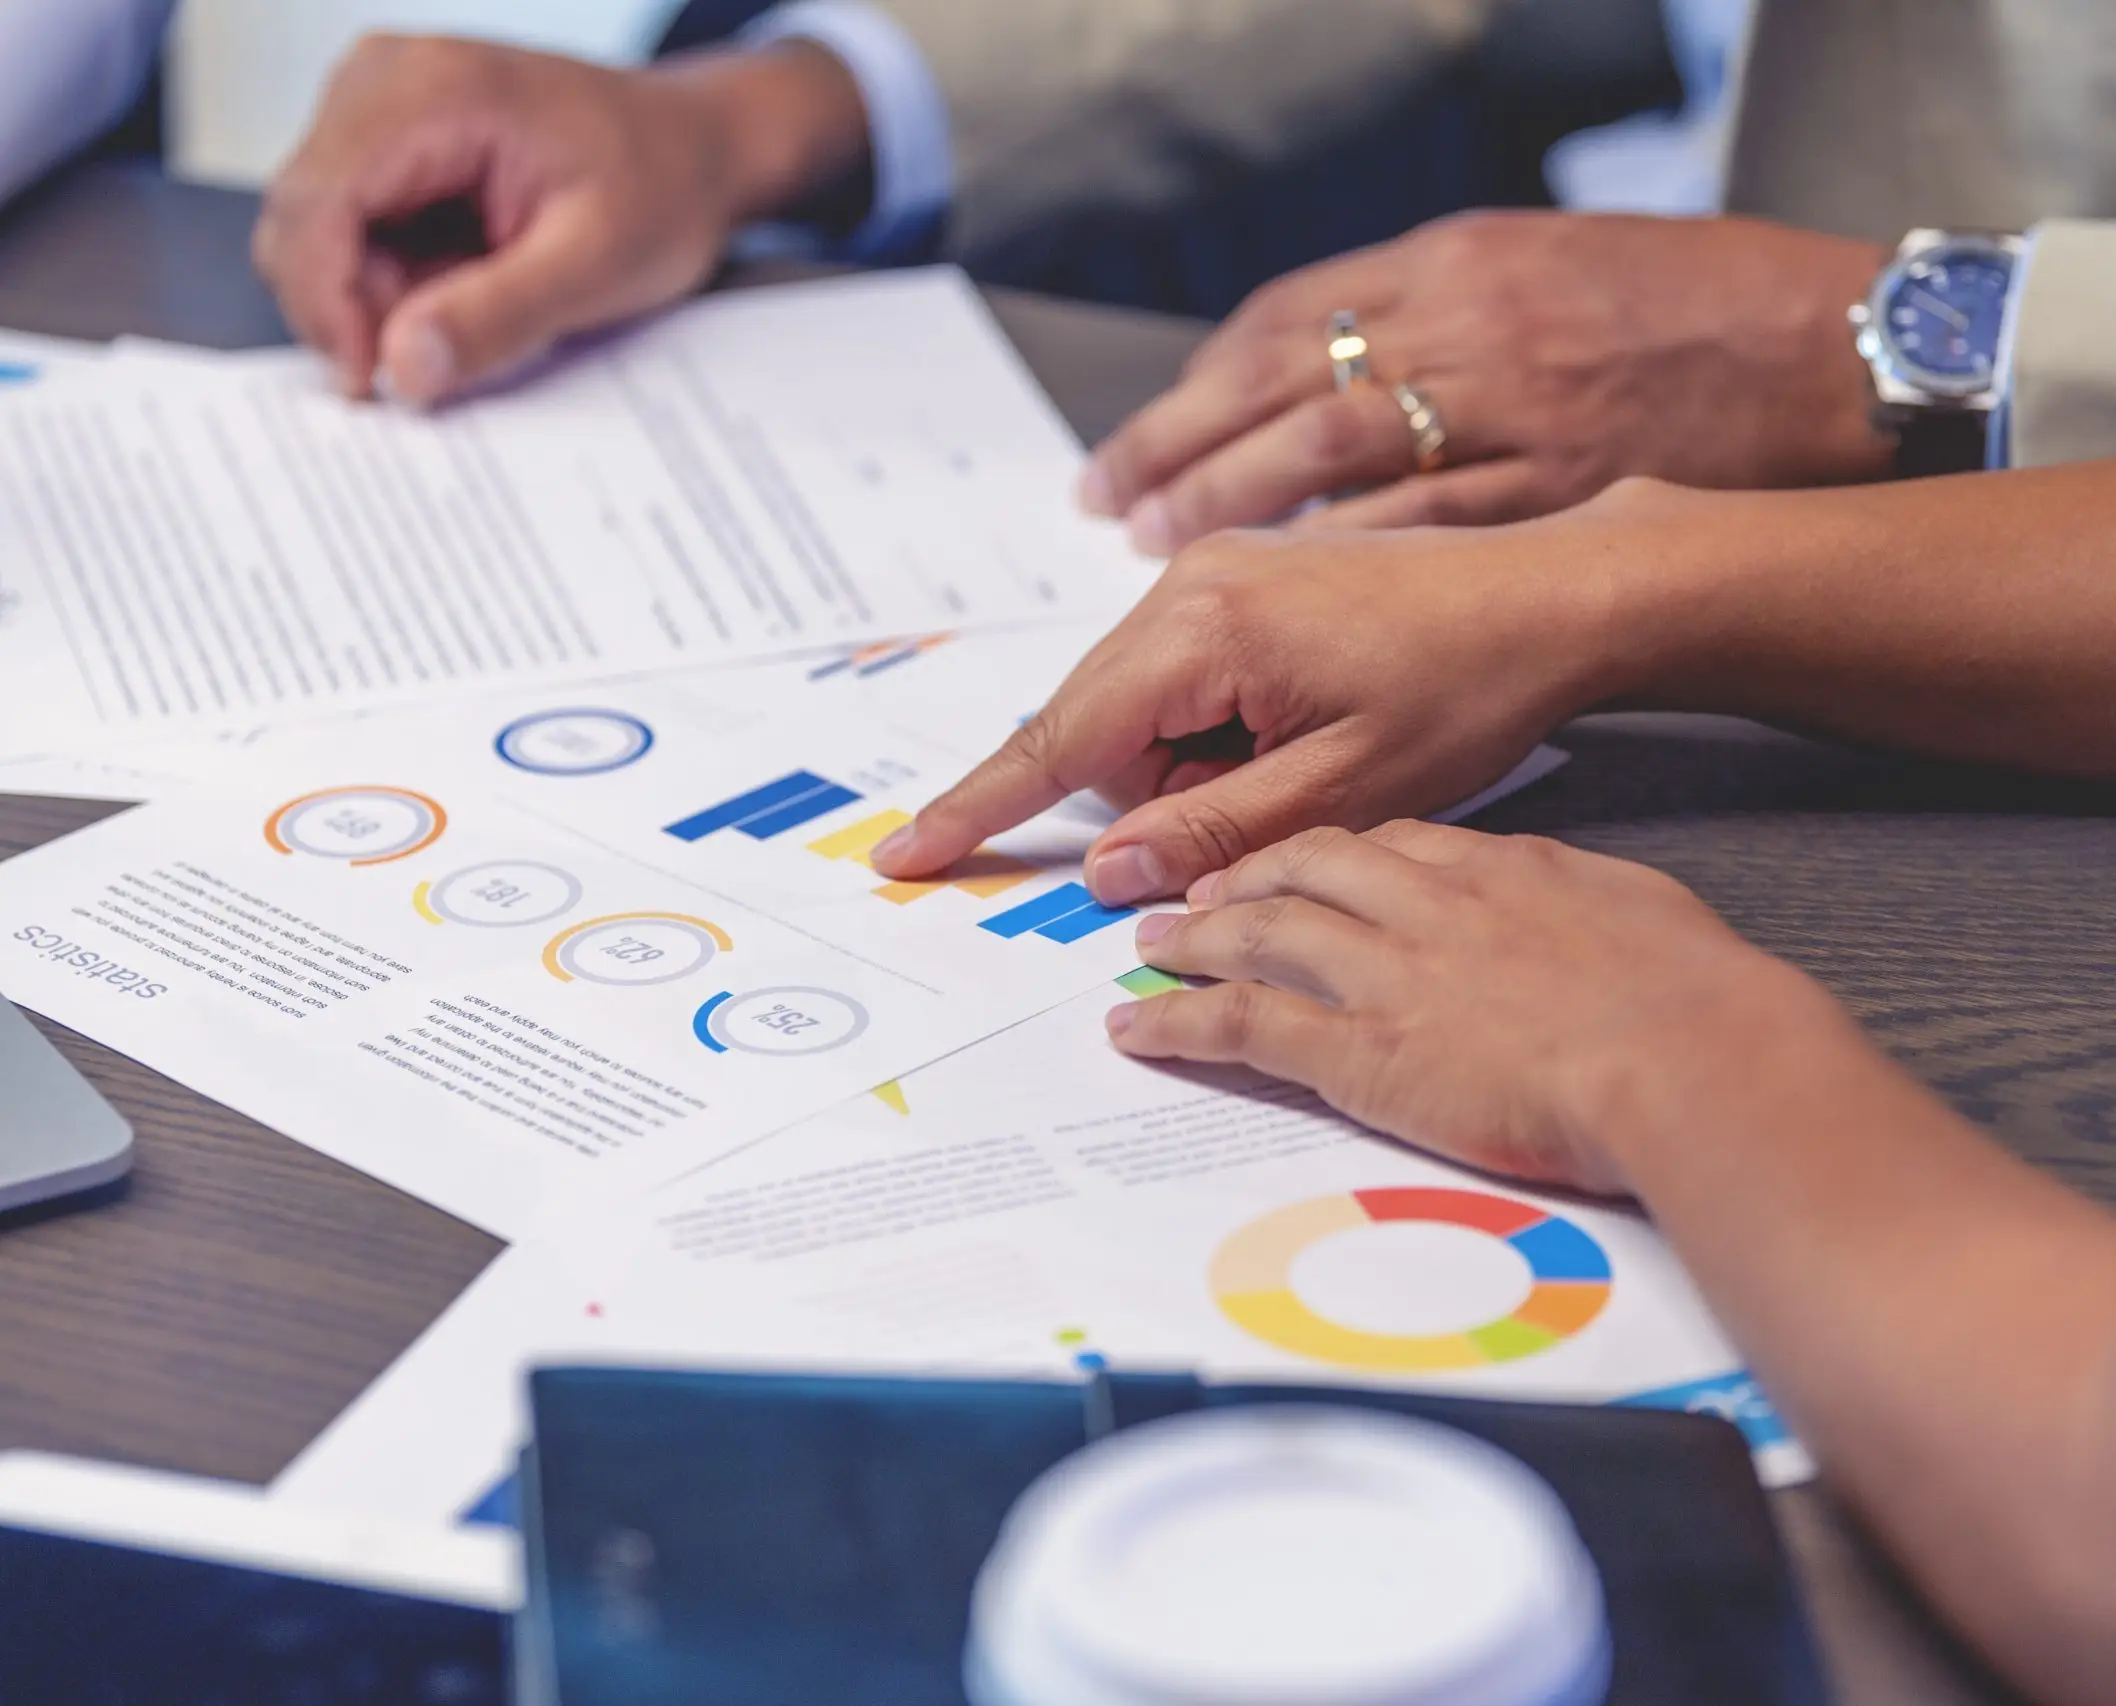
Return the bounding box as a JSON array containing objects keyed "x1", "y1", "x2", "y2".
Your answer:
[
  {"x1": 1209, "y1": 1188, "x2": 1613, "y2": 1373},
  {"x1": 805, "y1": 811, "x2": 1037, "y2": 906}
]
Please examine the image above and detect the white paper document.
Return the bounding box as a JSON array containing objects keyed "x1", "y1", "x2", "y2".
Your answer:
[
  {"x1": 275, "y1": 986, "x2": 1806, "y2": 1528},
  {"x1": 0, "y1": 679, "x2": 1173, "y2": 1232},
  {"x1": 0, "y1": 270, "x2": 1147, "y2": 754}
]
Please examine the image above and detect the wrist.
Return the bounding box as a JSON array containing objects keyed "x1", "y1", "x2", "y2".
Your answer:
[
  {"x1": 647, "y1": 41, "x2": 872, "y2": 228},
  {"x1": 1574, "y1": 954, "x2": 1871, "y2": 1197},
  {"x1": 1534, "y1": 477, "x2": 1788, "y2": 714}
]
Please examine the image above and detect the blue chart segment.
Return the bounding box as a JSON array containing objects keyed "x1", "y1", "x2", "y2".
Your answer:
[
  {"x1": 665, "y1": 770, "x2": 863, "y2": 843},
  {"x1": 980, "y1": 881, "x2": 1136, "y2": 944}
]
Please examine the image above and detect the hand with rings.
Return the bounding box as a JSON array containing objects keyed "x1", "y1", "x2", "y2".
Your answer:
[{"x1": 1078, "y1": 210, "x2": 1897, "y2": 555}]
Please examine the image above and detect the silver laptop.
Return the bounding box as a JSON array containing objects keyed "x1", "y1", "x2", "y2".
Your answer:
[{"x1": 0, "y1": 995, "x2": 132, "y2": 1213}]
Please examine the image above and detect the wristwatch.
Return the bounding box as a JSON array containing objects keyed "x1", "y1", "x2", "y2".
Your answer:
[{"x1": 1849, "y1": 229, "x2": 2025, "y2": 478}]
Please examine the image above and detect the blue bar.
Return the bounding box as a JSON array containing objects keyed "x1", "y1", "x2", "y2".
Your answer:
[
  {"x1": 663, "y1": 770, "x2": 849, "y2": 842},
  {"x1": 0, "y1": 361, "x2": 37, "y2": 385},
  {"x1": 1036, "y1": 898, "x2": 1137, "y2": 944},
  {"x1": 1508, "y1": 1217, "x2": 1612, "y2": 1282},
  {"x1": 981, "y1": 881, "x2": 1098, "y2": 939},
  {"x1": 736, "y1": 781, "x2": 863, "y2": 839}
]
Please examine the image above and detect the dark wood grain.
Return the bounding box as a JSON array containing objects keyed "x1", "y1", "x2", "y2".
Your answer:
[{"x1": 4, "y1": 163, "x2": 2105, "y2": 1706}]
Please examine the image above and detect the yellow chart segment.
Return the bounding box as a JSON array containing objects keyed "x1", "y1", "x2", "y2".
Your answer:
[
  {"x1": 805, "y1": 810, "x2": 1037, "y2": 905},
  {"x1": 412, "y1": 881, "x2": 443, "y2": 924},
  {"x1": 805, "y1": 810, "x2": 912, "y2": 864},
  {"x1": 540, "y1": 912, "x2": 734, "y2": 981}
]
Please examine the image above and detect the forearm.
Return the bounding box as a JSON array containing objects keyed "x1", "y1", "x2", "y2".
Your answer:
[
  {"x1": 1597, "y1": 464, "x2": 2116, "y2": 777},
  {"x1": 646, "y1": 39, "x2": 872, "y2": 227},
  {"x1": 1595, "y1": 982, "x2": 2116, "y2": 1704}
]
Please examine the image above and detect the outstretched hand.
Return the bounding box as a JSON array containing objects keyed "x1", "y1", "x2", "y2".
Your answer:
[
  {"x1": 872, "y1": 479, "x2": 1704, "y2": 905},
  {"x1": 1108, "y1": 819, "x2": 1841, "y2": 1195}
]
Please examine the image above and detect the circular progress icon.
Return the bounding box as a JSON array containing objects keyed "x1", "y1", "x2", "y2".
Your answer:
[
  {"x1": 1210, "y1": 1187, "x2": 1612, "y2": 1373},
  {"x1": 693, "y1": 986, "x2": 872, "y2": 1056},
  {"x1": 494, "y1": 709, "x2": 655, "y2": 776},
  {"x1": 542, "y1": 912, "x2": 731, "y2": 986},
  {"x1": 416, "y1": 860, "x2": 583, "y2": 928},
  {"x1": 265, "y1": 785, "x2": 448, "y2": 866}
]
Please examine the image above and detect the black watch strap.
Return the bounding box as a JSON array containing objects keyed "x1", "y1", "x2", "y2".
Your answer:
[{"x1": 1887, "y1": 408, "x2": 1989, "y2": 480}]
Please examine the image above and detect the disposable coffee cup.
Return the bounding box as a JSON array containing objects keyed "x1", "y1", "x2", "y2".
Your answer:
[{"x1": 964, "y1": 1405, "x2": 1611, "y2": 1706}]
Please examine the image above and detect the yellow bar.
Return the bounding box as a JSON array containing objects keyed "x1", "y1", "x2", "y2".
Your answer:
[
  {"x1": 805, "y1": 808, "x2": 914, "y2": 866},
  {"x1": 872, "y1": 852, "x2": 1037, "y2": 905}
]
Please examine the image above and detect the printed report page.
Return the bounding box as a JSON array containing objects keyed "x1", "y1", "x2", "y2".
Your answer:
[
  {"x1": 0, "y1": 270, "x2": 1147, "y2": 753},
  {"x1": 0, "y1": 680, "x2": 1168, "y2": 1234},
  {"x1": 274, "y1": 986, "x2": 1804, "y2": 1531}
]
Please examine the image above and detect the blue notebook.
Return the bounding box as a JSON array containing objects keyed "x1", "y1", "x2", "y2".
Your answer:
[{"x1": 515, "y1": 1368, "x2": 1832, "y2": 1706}]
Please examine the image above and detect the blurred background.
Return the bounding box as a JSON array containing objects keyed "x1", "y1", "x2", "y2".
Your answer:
[
  {"x1": 107, "y1": 0, "x2": 1742, "y2": 317},
  {"x1": 166, "y1": 1, "x2": 675, "y2": 185}
]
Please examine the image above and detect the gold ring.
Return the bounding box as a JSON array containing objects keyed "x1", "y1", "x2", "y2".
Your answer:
[
  {"x1": 1328, "y1": 309, "x2": 1371, "y2": 392},
  {"x1": 1392, "y1": 382, "x2": 1448, "y2": 474}
]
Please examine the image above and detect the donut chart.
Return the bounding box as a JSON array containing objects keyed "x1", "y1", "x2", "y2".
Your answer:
[{"x1": 1209, "y1": 1188, "x2": 1611, "y2": 1373}]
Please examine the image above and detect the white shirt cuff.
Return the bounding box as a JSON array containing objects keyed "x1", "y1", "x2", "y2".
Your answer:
[{"x1": 737, "y1": 0, "x2": 952, "y2": 261}]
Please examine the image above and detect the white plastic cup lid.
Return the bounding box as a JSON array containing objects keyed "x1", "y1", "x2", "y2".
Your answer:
[{"x1": 964, "y1": 1406, "x2": 1611, "y2": 1706}]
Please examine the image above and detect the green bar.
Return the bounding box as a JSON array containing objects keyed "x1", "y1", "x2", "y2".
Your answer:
[{"x1": 1116, "y1": 966, "x2": 1182, "y2": 997}]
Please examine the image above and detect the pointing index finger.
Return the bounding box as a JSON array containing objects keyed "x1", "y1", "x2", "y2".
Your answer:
[
  {"x1": 871, "y1": 630, "x2": 1200, "y2": 880},
  {"x1": 870, "y1": 713, "x2": 1077, "y2": 879}
]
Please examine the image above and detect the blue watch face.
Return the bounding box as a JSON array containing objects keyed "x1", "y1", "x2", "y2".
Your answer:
[{"x1": 1881, "y1": 248, "x2": 2013, "y2": 389}]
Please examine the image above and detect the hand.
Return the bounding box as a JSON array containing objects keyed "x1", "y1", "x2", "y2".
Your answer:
[
  {"x1": 254, "y1": 34, "x2": 870, "y2": 402},
  {"x1": 871, "y1": 477, "x2": 1711, "y2": 906},
  {"x1": 1107, "y1": 820, "x2": 1843, "y2": 1194},
  {"x1": 1080, "y1": 211, "x2": 1893, "y2": 554}
]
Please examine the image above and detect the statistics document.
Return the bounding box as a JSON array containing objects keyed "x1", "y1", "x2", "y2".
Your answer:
[
  {"x1": 0, "y1": 683, "x2": 1170, "y2": 1233},
  {"x1": 0, "y1": 271, "x2": 1147, "y2": 753}
]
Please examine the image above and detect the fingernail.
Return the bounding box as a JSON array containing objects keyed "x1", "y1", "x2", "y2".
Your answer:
[
  {"x1": 1135, "y1": 912, "x2": 1176, "y2": 947},
  {"x1": 1090, "y1": 843, "x2": 1166, "y2": 906},
  {"x1": 871, "y1": 826, "x2": 917, "y2": 869},
  {"x1": 1127, "y1": 494, "x2": 1175, "y2": 558},
  {"x1": 1078, "y1": 459, "x2": 1119, "y2": 517},
  {"x1": 1188, "y1": 870, "x2": 1224, "y2": 907},
  {"x1": 1105, "y1": 1003, "x2": 1138, "y2": 1037},
  {"x1": 390, "y1": 320, "x2": 456, "y2": 403}
]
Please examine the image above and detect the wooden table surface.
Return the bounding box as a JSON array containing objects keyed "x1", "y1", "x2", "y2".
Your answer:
[{"x1": 6, "y1": 163, "x2": 2109, "y2": 1706}]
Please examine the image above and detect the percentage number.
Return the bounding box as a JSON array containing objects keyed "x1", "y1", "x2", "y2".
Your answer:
[
  {"x1": 600, "y1": 935, "x2": 667, "y2": 965},
  {"x1": 754, "y1": 1002, "x2": 820, "y2": 1036}
]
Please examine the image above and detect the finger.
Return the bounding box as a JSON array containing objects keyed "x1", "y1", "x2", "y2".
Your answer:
[
  {"x1": 1358, "y1": 818, "x2": 1493, "y2": 866},
  {"x1": 1186, "y1": 242, "x2": 1410, "y2": 370},
  {"x1": 1184, "y1": 824, "x2": 1443, "y2": 927},
  {"x1": 1105, "y1": 982, "x2": 1343, "y2": 1083},
  {"x1": 1292, "y1": 459, "x2": 1554, "y2": 531},
  {"x1": 377, "y1": 194, "x2": 640, "y2": 403},
  {"x1": 1084, "y1": 727, "x2": 1368, "y2": 906},
  {"x1": 1135, "y1": 896, "x2": 1381, "y2": 1006},
  {"x1": 1125, "y1": 384, "x2": 1418, "y2": 555},
  {"x1": 1081, "y1": 328, "x2": 1325, "y2": 521},
  {"x1": 254, "y1": 181, "x2": 380, "y2": 397},
  {"x1": 872, "y1": 612, "x2": 1228, "y2": 881}
]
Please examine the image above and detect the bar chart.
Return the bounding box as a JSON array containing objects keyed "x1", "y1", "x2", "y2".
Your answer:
[
  {"x1": 979, "y1": 882, "x2": 1136, "y2": 944},
  {"x1": 664, "y1": 770, "x2": 865, "y2": 843}
]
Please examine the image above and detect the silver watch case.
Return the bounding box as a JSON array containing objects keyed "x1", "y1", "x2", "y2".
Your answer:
[{"x1": 1848, "y1": 228, "x2": 2025, "y2": 413}]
